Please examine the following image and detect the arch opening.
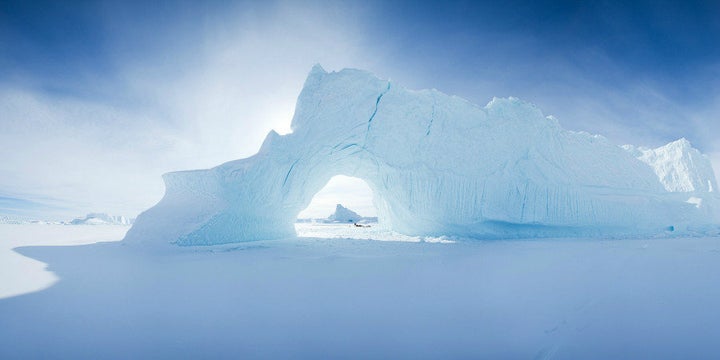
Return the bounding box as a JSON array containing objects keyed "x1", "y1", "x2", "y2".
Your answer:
[{"x1": 295, "y1": 175, "x2": 382, "y2": 238}]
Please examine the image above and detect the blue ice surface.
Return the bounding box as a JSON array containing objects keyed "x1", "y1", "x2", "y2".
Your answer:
[{"x1": 124, "y1": 66, "x2": 720, "y2": 247}]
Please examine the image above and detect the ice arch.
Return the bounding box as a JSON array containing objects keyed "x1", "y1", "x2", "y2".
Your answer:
[{"x1": 124, "y1": 65, "x2": 719, "y2": 247}]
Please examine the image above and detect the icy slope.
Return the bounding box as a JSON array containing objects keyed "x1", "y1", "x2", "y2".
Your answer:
[
  {"x1": 623, "y1": 139, "x2": 718, "y2": 192},
  {"x1": 124, "y1": 65, "x2": 720, "y2": 246}
]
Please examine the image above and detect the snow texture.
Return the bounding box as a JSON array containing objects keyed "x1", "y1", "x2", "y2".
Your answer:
[
  {"x1": 622, "y1": 138, "x2": 718, "y2": 192},
  {"x1": 0, "y1": 225, "x2": 127, "y2": 299},
  {"x1": 4, "y1": 225, "x2": 720, "y2": 358},
  {"x1": 125, "y1": 65, "x2": 720, "y2": 246}
]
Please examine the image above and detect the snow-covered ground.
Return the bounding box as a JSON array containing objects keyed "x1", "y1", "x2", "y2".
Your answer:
[
  {"x1": 0, "y1": 224, "x2": 128, "y2": 299},
  {"x1": 1, "y1": 224, "x2": 720, "y2": 358},
  {"x1": 295, "y1": 222, "x2": 453, "y2": 243}
]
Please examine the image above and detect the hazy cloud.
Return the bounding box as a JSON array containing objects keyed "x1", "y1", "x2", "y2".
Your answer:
[
  {"x1": 1, "y1": 0, "x2": 718, "y2": 219},
  {"x1": 0, "y1": 1, "x2": 377, "y2": 219}
]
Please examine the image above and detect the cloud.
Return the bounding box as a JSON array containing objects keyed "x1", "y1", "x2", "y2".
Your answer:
[
  {"x1": 0, "y1": 1, "x2": 378, "y2": 219},
  {"x1": 0, "y1": 87, "x2": 174, "y2": 217},
  {"x1": 3, "y1": 1, "x2": 718, "y2": 220}
]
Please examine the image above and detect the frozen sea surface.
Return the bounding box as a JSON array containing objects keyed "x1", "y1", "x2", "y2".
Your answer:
[
  {"x1": 1, "y1": 224, "x2": 720, "y2": 359},
  {"x1": 295, "y1": 222, "x2": 453, "y2": 243},
  {"x1": 0, "y1": 224, "x2": 128, "y2": 299}
]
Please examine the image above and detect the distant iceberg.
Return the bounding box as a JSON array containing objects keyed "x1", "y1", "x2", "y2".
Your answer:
[
  {"x1": 124, "y1": 65, "x2": 720, "y2": 247},
  {"x1": 71, "y1": 213, "x2": 133, "y2": 225},
  {"x1": 0, "y1": 216, "x2": 57, "y2": 225},
  {"x1": 327, "y1": 204, "x2": 363, "y2": 223}
]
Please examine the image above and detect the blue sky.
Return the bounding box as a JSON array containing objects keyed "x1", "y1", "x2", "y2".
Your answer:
[{"x1": 1, "y1": 0, "x2": 719, "y2": 219}]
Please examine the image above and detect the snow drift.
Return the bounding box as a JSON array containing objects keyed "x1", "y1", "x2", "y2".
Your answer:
[{"x1": 124, "y1": 65, "x2": 720, "y2": 246}]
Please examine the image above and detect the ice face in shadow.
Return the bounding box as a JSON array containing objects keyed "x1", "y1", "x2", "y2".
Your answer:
[{"x1": 124, "y1": 65, "x2": 720, "y2": 247}]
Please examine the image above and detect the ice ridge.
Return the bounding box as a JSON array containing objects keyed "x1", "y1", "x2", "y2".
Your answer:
[{"x1": 124, "y1": 66, "x2": 720, "y2": 247}]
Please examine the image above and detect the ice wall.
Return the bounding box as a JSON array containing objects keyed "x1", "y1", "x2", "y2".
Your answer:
[{"x1": 124, "y1": 65, "x2": 720, "y2": 246}]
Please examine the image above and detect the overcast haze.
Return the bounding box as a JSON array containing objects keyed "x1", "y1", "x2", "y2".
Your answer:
[{"x1": 1, "y1": 0, "x2": 719, "y2": 220}]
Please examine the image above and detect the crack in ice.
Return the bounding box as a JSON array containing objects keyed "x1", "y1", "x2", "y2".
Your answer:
[
  {"x1": 282, "y1": 159, "x2": 301, "y2": 187},
  {"x1": 426, "y1": 103, "x2": 436, "y2": 136},
  {"x1": 363, "y1": 82, "x2": 392, "y2": 147}
]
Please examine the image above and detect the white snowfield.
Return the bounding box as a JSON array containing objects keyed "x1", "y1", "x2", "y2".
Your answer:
[
  {"x1": 2, "y1": 225, "x2": 720, "y2": 359},
  {"x1": 125, "y1": 65, "x2": 720, "y2": 247},
  {"x1": 0, "y1": 224, "x2": 128, "y2": 299}
]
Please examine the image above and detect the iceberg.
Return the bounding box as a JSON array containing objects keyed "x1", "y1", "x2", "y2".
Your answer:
[
  {"x1": 70, "y1": 213, "x2": 134, "y2": 225},
  {"x1": 124, "y1": 65, "x2": 720, "y2": 246},
  {"x1": 327, "y1": 204, "x2": 362, "y2": 223}
]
